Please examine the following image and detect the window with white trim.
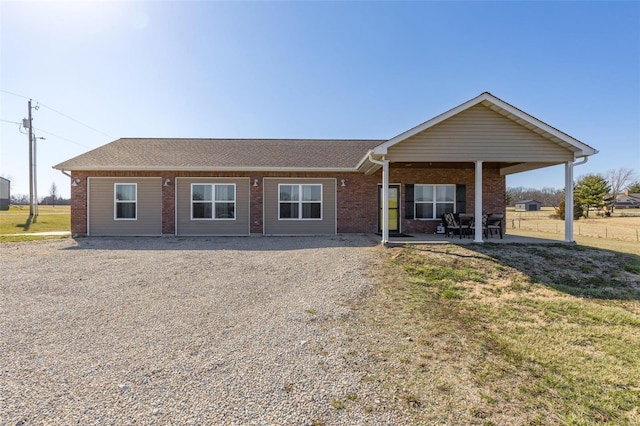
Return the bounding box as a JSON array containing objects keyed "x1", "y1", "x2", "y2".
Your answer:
[
  {"x1": 114, "y1": 183, "x2": 137, "y2": 220},
  {"x1": 279, "y1": 184, "x2": 322, "y2": 220},
  {"x1": 415, "y1": 184, "x2": 455, "y2": 219},
  {"x1": 191, "y1": 183, "x2": 235, "y2": 220}
]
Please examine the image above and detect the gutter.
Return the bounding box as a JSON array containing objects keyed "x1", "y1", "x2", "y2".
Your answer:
[
  {"x1": 573, "y1": 156, "x2": 588, "y2": 167},
  {"x1": 51, "y1": 166, "x2": 361, "y2": 173},
  {"x1": 355, "y1": 150, "x2": 374, "y2": 170},
  {"x1": 367, "y1": 153, "x2": 384, "y2": 167}
]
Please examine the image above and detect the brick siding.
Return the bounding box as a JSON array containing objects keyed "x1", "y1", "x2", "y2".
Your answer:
[{"x1": 69, "y1": 165, "x2": 505, "y2": 236}]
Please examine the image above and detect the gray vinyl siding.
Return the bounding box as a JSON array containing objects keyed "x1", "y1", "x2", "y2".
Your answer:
[
  {"x1": 264, "y1": 178, "x2": 336, "y2": 235},
  {"x1": 387, "y1": 104, "x2": 574, "y2": 162},
  {"x1": 88, "y1": 177, "x2": 161, "y2": 236},
  {"x1": 176, "y1": 177, "x2": 250, "y2": 236}
]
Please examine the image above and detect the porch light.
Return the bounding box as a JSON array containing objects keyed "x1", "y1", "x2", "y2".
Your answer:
[
  {"x1": 71, "y1": 178, "x2": 81, "y2": 187},
  {"x1": 253, "y1": 179, "x2": 259, "y2": 187},
  {"x1": 164, "y1": 178, "x2": 171, "y2": 186},
  {"x1": 340, "y1": 179, "x2": 346, "y2": 187}
]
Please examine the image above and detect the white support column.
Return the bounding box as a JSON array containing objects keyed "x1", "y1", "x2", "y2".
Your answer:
[
  {"x1": 382, "y1": 159, "x2": 390, "y2": 244},
  {"x1": 474, "y1": 160, "x2": 484, "y2": 243},
  {"x1": 564, "y1": 161, "x2": 574, "y2": 242}
]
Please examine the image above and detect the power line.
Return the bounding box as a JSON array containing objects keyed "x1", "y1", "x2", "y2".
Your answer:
[
  {"x1": 1, "y1": 89, "x2": 114, "y2": 139},
  {"x1": 0, "y1": 89, "x2": 30, "y2": 100},
  {"x1": 38, "y1": 103, "x2": 114, "y2": 139},
  {"x1": 0, "y1": 118, "x2": 21, "y2": 125},
  {"x1": 1, "y1": 118, "x2": 93, "y2": 148},
  {"x1": 33, "y1": 127, "x2": 92, "y2": 149}
]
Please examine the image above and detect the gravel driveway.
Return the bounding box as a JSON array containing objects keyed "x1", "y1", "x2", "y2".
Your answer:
[{"x1": 1, "y1": 235, "x2": 402, "y2": 425}]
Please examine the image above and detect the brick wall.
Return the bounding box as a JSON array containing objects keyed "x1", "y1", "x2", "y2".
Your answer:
[
  {"x1": 69, "y1": 165, "x2": 505, "y2": 236},
  {"x1": 70, "y1": 172, "x2": 88, "y2": 236},
  {"x1": 390, "y1": 165, "x2": 505, "y2": 234}
]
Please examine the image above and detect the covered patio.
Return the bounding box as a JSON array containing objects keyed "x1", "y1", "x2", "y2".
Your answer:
[{"x1": 359, "y1": 93, "x2": 598, "y2": 245}]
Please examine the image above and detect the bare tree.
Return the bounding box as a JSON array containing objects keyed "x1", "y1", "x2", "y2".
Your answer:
[
  {"x1": 506, "y1": 186, "x2": 563, "y2": 207},
  {"x1": 605, "y1": 168, "x2": 637, "y2": 213},
  {"x1": 49, "y1": 182, "x2": 58, "y2": 207}
]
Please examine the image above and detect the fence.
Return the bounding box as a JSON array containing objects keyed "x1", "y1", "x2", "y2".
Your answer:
[{"x1": 506, "y1": 219, "x2": 639, "y2": 242}]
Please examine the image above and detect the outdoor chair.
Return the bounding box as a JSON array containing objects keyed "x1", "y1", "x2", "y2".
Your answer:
[
  {"x1": 469, "y1": 214, "x2": 488, "y2": 238},
  {"x1": 486, "y1": 214, "x2": 504, "y2": 239},
  {"x1": 457, "y1": 213, "x2": 473, "y2": 238},
  {"x1": 443, "y1": 212, "x2": 463, "y2": 239}
]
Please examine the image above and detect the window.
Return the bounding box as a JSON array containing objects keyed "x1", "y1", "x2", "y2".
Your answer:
[
  {"x1": 191, "y1": 184, "x2": 235, "y2": 220},
  {"x1": 114, "y1": 183, "x2": 137, "y2": 220},
  {"x1": 415, "y1": 184, "x2": 455, "y2": 219},
  {"x1": 279, "y1": 184, "x2": 322, "y2": 220}
]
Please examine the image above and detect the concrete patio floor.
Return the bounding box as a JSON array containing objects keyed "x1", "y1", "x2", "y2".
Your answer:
[{"x1": 386, "y1": 232, "x2": 568, "y2": 246}]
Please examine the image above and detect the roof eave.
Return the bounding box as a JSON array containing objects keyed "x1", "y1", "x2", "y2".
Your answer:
[{"x1": 52, "y1": 165, "x2": 362, "y2": 173}]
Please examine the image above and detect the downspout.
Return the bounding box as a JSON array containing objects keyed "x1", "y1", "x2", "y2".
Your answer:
[
  {"x1": 565, "y1": 156, "x2": 589, "y2": 242},
  {"x1": 573, "y1": 156, "x2": 589, "y2": 167},
  {"x1": 60, "y1": 170, "x2": 71, "y2": 178},
  {"x1": 368, "y1": 153, "x2": 389, "y2": 245}
]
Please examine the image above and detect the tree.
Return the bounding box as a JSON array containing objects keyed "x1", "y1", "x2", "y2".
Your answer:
[
  {"x1": 627, "y1": 181, "x2": 640, "y2": 193},
  {"x1": 506, "y1": 186, "x2": 563, "y2": 207},
  {"x1": 574, "y1": 174, "x2": 611, "y2": 218},
  {"x1": 49, "y1": 182, "x2": 58, "y2": 207},
  {"x1": 10, "y1": 194, "x2": 28, "y2": 205},
  {"x1": 505, "y1": 191, "x2": 512, "y2": 206},
  {"x1": 605, "y1": 168, "x2": 637, "y2": 213},
  {"x1": 556, "y1": 193, "x2": 583, "y2": 220}
]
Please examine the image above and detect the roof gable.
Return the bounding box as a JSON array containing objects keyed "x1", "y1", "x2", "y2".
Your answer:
[
  {"x1": 383, "y1": 104, "x2": 575, "y2": 163},
  {"x1": 373, "y1": 92, "x2": 598, "y2": 158}
]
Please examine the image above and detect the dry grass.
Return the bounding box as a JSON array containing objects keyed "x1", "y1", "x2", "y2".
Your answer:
[
  {"x1": 349, "y1": 243, "x2": 640, "y2": 425},
  {"x1": 506, "y1": 208, "x2": 640, "y2": 242},
  {"x1": 507, "y1": 228, "x2": 640, "y2": 256}
]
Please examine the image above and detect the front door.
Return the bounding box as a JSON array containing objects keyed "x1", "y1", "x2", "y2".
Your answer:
[{"x1": 378, "y1": 184, "x2": 400, "y2": 233}]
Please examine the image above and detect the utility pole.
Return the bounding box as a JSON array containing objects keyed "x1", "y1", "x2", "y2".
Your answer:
[
  {"x1": 27, "y1": 99, "x2": 34, "y2": 217},
  {"x1": 33, "y1": 134, "x2": 45, "y2": 216},
  {"x1": 34, "y1": 132, "x2": 38, "y2": 216}
]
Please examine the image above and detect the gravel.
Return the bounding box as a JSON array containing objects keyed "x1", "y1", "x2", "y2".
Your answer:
[{"x1": 1, "y1": 235, "x2": 404, "y2": 425}]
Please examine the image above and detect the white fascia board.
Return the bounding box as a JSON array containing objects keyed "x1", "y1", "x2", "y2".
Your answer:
[
  {"x1": 355, "y1": 150, "x2": 374, "y2": 170},
  {"x1": 373, "y1": 92, "x2": 598, "y2": 157},
  {"x1": 53, "y1": 166, "x2": 361, "y2": 172}
]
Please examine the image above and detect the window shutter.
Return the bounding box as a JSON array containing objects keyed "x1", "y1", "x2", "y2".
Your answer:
[
  {"x1": 456, "y1": 184, "x2": 466, "y2": 214},
  {"x1": 405, "y1": 184, "x2": 414, "y2": 219}
]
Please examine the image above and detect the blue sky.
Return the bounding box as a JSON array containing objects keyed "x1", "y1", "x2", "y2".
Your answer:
[{"x1": 1, "y1": 1, "x2": 638, "y2": 198}]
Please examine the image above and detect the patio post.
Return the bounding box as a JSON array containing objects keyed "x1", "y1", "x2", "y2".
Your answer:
[
  {"x1": 382, "y1": 159, "x2": 390, "y2": 244},
  {"x1": 474, "y1": 160, "x2": 483, "y2": 243},
  {"x1": 564, "y1": 161, "x2": 574, "y2": 242}
]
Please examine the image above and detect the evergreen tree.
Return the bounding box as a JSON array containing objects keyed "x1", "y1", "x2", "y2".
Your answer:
[
  {"x1": 627, "y1": 181, "x2": 640, "y2": 193},
  {"x1": 556, "y1": 193, "x2": 583, "y2": 220},
  {"x1": 574, "y1": 174, "x2": 611, "y2": 218}
]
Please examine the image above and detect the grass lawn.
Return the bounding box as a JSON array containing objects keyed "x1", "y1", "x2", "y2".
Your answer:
[
  {"x1": 0, "y1": 205, "x2": 70, "y2": 242},
  {"x1": 507, "y1": 228, "x2": 640, "y2": 256},
  {"x1": 353, "y1": 242, "x2": 640, "y2": 425}
]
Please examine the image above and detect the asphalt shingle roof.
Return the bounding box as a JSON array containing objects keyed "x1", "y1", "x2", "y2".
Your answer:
[{"x1": 54, "y1": 138, "x2": 384, "y2": 171}]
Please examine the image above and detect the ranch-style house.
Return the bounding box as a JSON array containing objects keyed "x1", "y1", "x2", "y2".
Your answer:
[{"x1": 54, "y1": 92, "x2": 598, "y2": 243}]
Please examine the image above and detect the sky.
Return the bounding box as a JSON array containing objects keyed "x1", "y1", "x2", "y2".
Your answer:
[{"x1": 1, "y1": 1, "x2": 639, "y2": 199}]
